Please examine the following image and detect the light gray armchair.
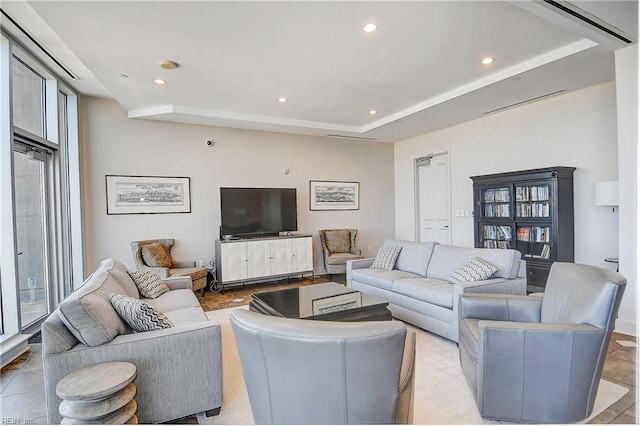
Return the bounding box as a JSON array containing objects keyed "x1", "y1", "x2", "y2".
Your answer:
[
  {"x1": 130, "y1": 238, "x2": 207, "y2": 295},
  {"x1": 458, "y1": 262, "x2": 626, "y2": 423},
  {"x1": 319, "y1": 229, "x2": 364, "y2": 275},
  {"x1": 231, "y1": 310, "x2": 416, "y2": 424}
]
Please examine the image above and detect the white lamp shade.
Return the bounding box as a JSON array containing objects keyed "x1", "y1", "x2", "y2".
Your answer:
[{"x1": 594, "y1": 181, "x2": 619, "y2": 206}]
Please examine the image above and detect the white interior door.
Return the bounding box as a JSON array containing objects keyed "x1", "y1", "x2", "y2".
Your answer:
[{"x1": 416, "y1": 153, "x2": 451, "y2": 244}]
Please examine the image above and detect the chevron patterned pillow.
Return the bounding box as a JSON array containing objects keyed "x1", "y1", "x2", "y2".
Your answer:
[
  {"x1": 128, "y1": 270, "x2": 170, "y2": 298},
  {"x1": 448, "y1": 256, "x2": 498, "y2": 285},
  {"x1": 370, "y1": 246, "x2": 402, "y2": 270},
  {"x1": 109, "y1": 293, "x2": 173, "y2": 332}
]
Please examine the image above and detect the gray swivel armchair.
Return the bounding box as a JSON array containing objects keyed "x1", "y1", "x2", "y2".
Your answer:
[
  {"x1": 319, "y1": 229, "x2": 364, "y2": 275},
  {"x1": 230, "y1": 310, "x2": 416, "y2": 424},
  {"x1": 458, "y1": 262, "x2": 626, "y2": 423},
  {"x1": 130, "y1": 238, "x2": 207, "y2": 295}
]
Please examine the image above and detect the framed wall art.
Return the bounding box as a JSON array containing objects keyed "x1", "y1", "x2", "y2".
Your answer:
[
  {"x1": 105, "y1": 175, "x2": 191, "y2": 214},
  {"x1": 309, "y1": 180, "x2": 359, "y2": 211}
]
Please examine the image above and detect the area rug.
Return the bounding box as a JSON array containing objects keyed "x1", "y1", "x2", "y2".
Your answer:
[{"x1": 203, "y1": 306, "x2": 628, "y2": 425}]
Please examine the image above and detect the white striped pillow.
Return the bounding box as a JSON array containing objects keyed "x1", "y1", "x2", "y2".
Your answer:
[
  {"x1": 370, "y1": 246, "x2": 402, "y2": 270},
  {"x1": 128, "y1": 270, "x2": 170, "y2": 298},
  {"x1": 109, "y1": 293, "x2": 173, "y2": 332},
  {"x1": 448, "y1": 257, "x2": 497, "y2": 285}
]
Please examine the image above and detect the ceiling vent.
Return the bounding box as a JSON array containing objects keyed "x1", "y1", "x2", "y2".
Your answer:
[
  {"x1": 542, "y1": 0, "x2": 633, "y2": 44},
  {"x1": 483, "y1": 90, "x2": 565, "y2": 115},
  {"x1": 0, "y1": 9, "x2": 79, "y2": 79}
]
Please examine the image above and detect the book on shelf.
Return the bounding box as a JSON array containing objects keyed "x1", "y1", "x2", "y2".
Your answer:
[
  {"x1": 541, "y1": 244, "x2": 551, "y2": 259},
  {"x1": 484, "y1": 189, "x2": 495, "y2": 202},
  {"x1": 483, "y1": 225, "x2": 512, "y2": 241},
  {"x1": 516, "y1": 227, "x2": 531, "y2": 241}
]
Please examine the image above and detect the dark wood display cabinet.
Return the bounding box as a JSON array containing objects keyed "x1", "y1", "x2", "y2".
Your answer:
[{"x1": 471, "y1": 167, "x2": 575, "y2": 293}]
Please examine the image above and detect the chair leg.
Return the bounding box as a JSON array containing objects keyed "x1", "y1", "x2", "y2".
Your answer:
[{"x1": 200, "y1": 287, "x2": 205, "y2": 297}]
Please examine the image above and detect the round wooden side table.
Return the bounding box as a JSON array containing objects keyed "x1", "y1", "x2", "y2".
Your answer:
[{"x1": 56, "y1": 361, "x2": 138, "y2": 424}]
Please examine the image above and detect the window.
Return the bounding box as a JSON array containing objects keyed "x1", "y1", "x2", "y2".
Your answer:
[
  {"x1": 1, "y1": 32, "x2": 82, "y2": 344},
  {"x1": 11, "y1": 56, "x2": 45, "y2": 138}
]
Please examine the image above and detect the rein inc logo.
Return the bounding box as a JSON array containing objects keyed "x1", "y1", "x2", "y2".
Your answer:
[{"x1": 2, "y1": 419, "x2": 35, "y2": 424}]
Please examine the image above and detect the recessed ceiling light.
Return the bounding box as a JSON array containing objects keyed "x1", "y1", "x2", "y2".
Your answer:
[
  {"x1": 363, "y1": 23, "x2": 378, "y2": 33},
  {"x1": 369, "y1": 110, "x2": 377, "y2": 115},
  {"x1": 154, "y1": 79, "x2": 167, "y2": 85},
  {"x1": 278, "y1": 97, "x2": 288, "y2": 103},
  {"x1": 160, "y1": 60, "x2": 179, "y2": 70},
  {"x1": 481, "y1": 57, "x2": 495, "y2": 65}
]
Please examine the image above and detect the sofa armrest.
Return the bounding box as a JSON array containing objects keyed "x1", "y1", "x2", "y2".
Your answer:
[
  {"x1": 44, "y1": 320, "x2": 222, "y2": 424},
  {"x1": 351, "y1": 248, "x2": 362, "y2": 255},
  {"x1": 173, "y1": 260, "x2": 196, "y2": 268},
  {"x1": 162, "y1": 275, "x2": 193, "y2": 290},
  {"x1": 347, "y1": 257, "x2": 375, "y2": 270},
  {"x1": 346, "y1": 258, "x2": 375, "y2": 288},
  {"x1": 459, "y1": 293, "x2": 542, "y2": 322},
  {"x1": 517, "y1": 259, "x2": 527, "y2": 278},
  {"x1": 140, "y1": 265, "x2": 169, "y2": 278}
]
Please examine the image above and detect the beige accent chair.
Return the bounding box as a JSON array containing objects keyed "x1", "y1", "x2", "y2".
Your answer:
[
  {"x1": 319, "y1": 229, "x2": 364, "y2": 275},
  {"x1": 231, "y1": 309, "x2": 415, "y2": 424},
  {"x1": 131, "y1": 239, "x2": 207, "y2": 295}
]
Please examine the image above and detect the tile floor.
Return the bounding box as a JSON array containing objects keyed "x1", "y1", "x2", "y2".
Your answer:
[{"x1": 0, "y1": 274, "x2": 636, "y2": 424}]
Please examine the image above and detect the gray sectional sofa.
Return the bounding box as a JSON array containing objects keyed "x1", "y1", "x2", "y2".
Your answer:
[
  {"x1": 41, "y1": 258, "x2": 222, "y2": 424},
  {"x1": 347, "y1": 240, "x2": 527, "y2": 342}
]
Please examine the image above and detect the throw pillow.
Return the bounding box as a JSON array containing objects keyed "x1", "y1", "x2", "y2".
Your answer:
[
  {"x1": 128, "y1": 269, "x2": 170, "y2": 298},
  {"x1": 141, "y1": 242, "x2": 173, "y2": 268},
  {"x1": 325, "y1": 230, "x2": 351, "y2": 254},
  {"x1": 370, "y1": 246, "x2": 402, "y2": 270},
  {"x1": 448, "y1": 257, "x2": 498, "y2": 285},
  {"x1": 109, "y1": 293, "x2": 173, "y2": 332}
]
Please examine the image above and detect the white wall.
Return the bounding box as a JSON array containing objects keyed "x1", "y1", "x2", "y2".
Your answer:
[
  {"x1": 78, "y1": 97, "x2": 395, "y2": 275},
  {"x1": 395, "y1": 82, "x2": 630, "y2": 326},
  {"x1": 614, "y1": 45, "x2": 638, "y2": 336}
]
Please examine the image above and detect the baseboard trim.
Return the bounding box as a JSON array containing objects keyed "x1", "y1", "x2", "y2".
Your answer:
[
  {"x1": 0, "y1": 333, "x2": 31, "y2": 369},
  {"x1": 614, "y1": 318, "x2": 637, "y2": 337}
]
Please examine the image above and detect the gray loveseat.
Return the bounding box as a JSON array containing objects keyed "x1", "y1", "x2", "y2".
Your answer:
[
  {"x1": 347, "y1": 240, "x2": 526, "y2": 342},
  {"x1": 42, "y1": 258, "x2": 222, "y2": 424}
]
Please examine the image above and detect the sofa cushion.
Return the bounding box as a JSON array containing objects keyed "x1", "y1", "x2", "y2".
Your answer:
[
  {"x1": 109, "y1": 293, "x2": 173, "y2": 332},
  {"x1": 57, "y1": 258, "x2": 131, "y2": 346},
  {"x1": 370, "y1": 246, "x2": 402, "y2": 270},
  {"x1": 128, "y1": 269, "x2": 170, "y2": 298},
  {"x1": 108, "y1": 261, "x2": 140, "y2": 298},
  {"x1": 325, "y1": 230, "x2": 351, "y2": 254},
  {"x1": 351, "y1": 268, "x2": 421, "y2": 291},
  {"x1": 142, "y1": 242, "x2": 173, "y2": 268},
  {"x1": 144, "y1": 289, "x2": 201, "y2": 313},
  {"x1": 448, "y1": 257, "x2": 498, "y2": 285},
  {"x1": 163, "y1": 307, "x2": 209, "y2": 325},
  {"x1": 427, "y1": 245, "x2": 521, "y2": 280},
  {"x1": 392, "y1": 278, "x2": 455, "y2": 309},
  {"x1": 383, "y1": 239, "x2": 436, "y2": 277}
]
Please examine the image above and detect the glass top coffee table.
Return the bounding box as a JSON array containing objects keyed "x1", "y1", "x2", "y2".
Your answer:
[{"x1": 249, "y1": 282, "x2": 391, "y2": 322}]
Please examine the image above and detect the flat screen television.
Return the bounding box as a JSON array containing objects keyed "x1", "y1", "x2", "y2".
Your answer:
[{"x1": 220, "y1": 187, "x2": 297, "y2": 238}]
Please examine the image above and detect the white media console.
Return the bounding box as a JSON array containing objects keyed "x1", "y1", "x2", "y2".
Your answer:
[{"x1": 214, "y1": 234, "x2": 313, "y2": 287}]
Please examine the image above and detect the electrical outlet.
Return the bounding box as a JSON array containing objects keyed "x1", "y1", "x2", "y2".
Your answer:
[
  {"x1": 199, "y1": 260, "x2": 205, "y2": 268},
  {"x1": 456, "y1": 210, "x2": 460, "y2": 217}
]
